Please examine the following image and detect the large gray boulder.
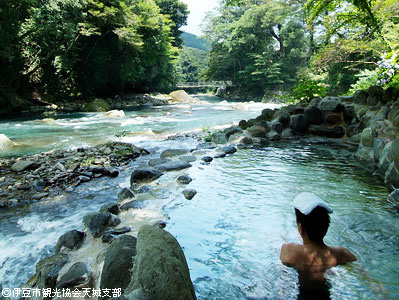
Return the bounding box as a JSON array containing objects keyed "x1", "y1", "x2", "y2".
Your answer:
[
  {"x1": 155, "y1": 161, "x2": 192, "y2": 172},
  {"x1": 125, "y1": 226, "x2": 196, "y2": 300},
  {"x1": 273, "y1": 111, "x2": 291, "y2": 127},
  {"x1": 360, "y1": 127, "x2": 376, "y2": 148},
  {"x1": 35, "y1": 253, "x2": 69, "y2": 289},
  {"x1": 304, "y1": 106, "x2": 323, "y2": 125},
  {"x1": 11, "y1": 160, "x2": 39, "y2": 172},
  {"x1": 290, "y1": 114, "x2": 309, "y2": 134},
  {"x1": 319, "y1": 96, "x2": 344, "y2": 112},
  {"x1": 55, "y1": 230, "x2": 85, "y2": 254},
  {"x1": 353, "y1": 90, "x2": 369, "y2": 104},
  {"x1": 367, "y1": 86, "x2": 384, "y2": 106},
  {"x1": 385, "y1": 162, "x2": 399, "y2": 189},
  {"x1": 308, "y1": 125, "x2": 345, "y2": 138},
  {"x1": 130, "y1": 169, "x2": 163, "y2": 185},
  {"x1": 247, "y1": 125, "x2": 266, "y2": 138},
  {"x1": 160, "y1": 149, "x2": 189, "y2": 158},
  {"x1": 56, "y1": 262, "x2": 91, "y2": 289},
  {"x1": 0, "y1": 134, "x2": 14, "y2": 149},
  {"x1": 100, "y1": 235, "x2": 138, "y2": 298},
  {"x1": 83, "y1": 212, "x2": 119, "y2": 238}
]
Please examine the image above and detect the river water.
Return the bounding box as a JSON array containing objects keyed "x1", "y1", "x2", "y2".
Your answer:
[{"x1": 0, "y1": 96, "x2": 398, "y2": 299}]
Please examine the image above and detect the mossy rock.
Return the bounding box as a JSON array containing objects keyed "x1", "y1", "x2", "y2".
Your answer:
[{"x1": 82, "y1": 99, "x2": 110, "y2": 112}]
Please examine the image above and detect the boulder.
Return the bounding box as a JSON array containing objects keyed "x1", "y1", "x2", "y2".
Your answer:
[
  {"x1": 55, "y1": 230, "x2": 85, "y2": 254},
  {"x1": 130, "y1": 169, "x2": 163, "y2": 185},
  {"x1": 319, "y1": 96, "x2": 344, "y2": 112},
  {"x1": 36, "y1": 253, "x2": 69, "y2": 289},
  {"x1": 309, "y1": 97, "x2": 322, "y2": 106},
  {"x1": 148, "y1": 158, "x2": 172, "y2": 167},
  {"x1": 281, "y1": 128, "x2": 295, "y2": 139},
  {"x1": 309, "y1": 125, "x2": 345, "y2": 138},
  {"x1": 100, "y1": 235, "x2": 138, "y2": 298},
  {"x1": 179, "y1": 155, "x2": 196, "y2": 163},
  {"x1": 56, "y1": 262, "x2": 91, "y2": 289},
  {"x1": 182, "y1": 189, "x2": 197, "y2": 200},
  {"x1": 210, "y1": 131, "x2": 227, "y2": 144},
  {"x1": 104, "y1": 110, "x2": 125, "y2": 118},
  {"x1": 353, "y1": 90, "x2": 369, "y2": 104},
  {"x1": 290, "y1": 114, "x2": 309, "y2": 134},
  {"x1": 304, "y1": 106, "x2": 323, "y2": 125},
  {"x1": 343, "y1": 104, "x2": 356, "y2": 124},
  {"x1": 0, "y1": 134, "x2": 14, "y2": 149},
  {"x1": 360, "y1": 127, "x2": 376, "y2": 148},
  {"x1": 118, "y1": 188, "x2": 135, "y2": 202},
  {"x1": 247, "y1": 125, "x2": 266, "y2": 138},
  {"x1": 273, "y1": 111, "x2": 291, "y2": 127},
  {"x1": 169, "y1": 90, "x2": 192, "y2": 103},
  {"x1": 120, "y1": 200, "x2": 147, "y2": 210},
  {"x1": 367, "y1": 86, "x2": 384, "y2": 106},
  {"x1": 11, "y1": 160, "x2": 39, "y2": 172},
  {"x1": 270, "y1": 121, "x2": 283, "y2": 134},
  {"x1": 83, "y1": 212, "x2": 112, "y2": 238},
  {"x1": 160, "y1": 149, "x2": 189, "y2": 158},
  {"x1": 100, "y1": 203, "x2": 120, "y2": 215},
  {"x1": 220, "y1": 145, "x2": 237, "y2": 154},
  {"x1": 239, "y1": 136, "x2": 253, "y2": 145},
  {"x1": 201, "y1": 156, "x2": 213, "y2": 163},
  {"x1": 385, "y1": 162, "x2": 399, "y2": 189},
  {"x1": 83, "y1": 99, "x2": 110, "y2": 112},
  {"x1": 155, "y1": 161, "x2": 192, "y2": 172},
  {"x1": 260, "y1": 108, "x2": 275, "y2": 121},
  {"x1": 224, "y1": 126, "x2": 243, "y2": 140},
  {"x1": 125, "y1": 225, "x2": 197, "y2": 300},
  {"x1": 177, "y1": 175, "x2": 193, "y2": 184},
  {"x1": 238, "y1": 120, "x2": 249, "y2": 130},
  {"x1": 266, "y1": 130, "x2": 281, "y2": 141}
]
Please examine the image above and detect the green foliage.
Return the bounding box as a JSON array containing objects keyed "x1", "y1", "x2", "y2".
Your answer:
[
  {"x1": 376, "y1": 50, "x2": 399, "y2": 88},
  {"x1": 292, "y1": 79, "x2": 328, "y2": 101},
  {"x1": 0, "y1": 0, "x2": 188, "y2": 110},
  {"x1": 203, "y1": 0, "x2": 308, "y2": 96},
  {"x1": 348, "y1": 69, "x2": 378, "y2": 93},
  {"x1": 176, "y1": 47, "x2": 209, "y2": 82}
]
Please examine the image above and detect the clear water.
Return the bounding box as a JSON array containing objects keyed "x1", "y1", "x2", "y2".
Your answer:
[
  {"x1": 0, "y1": 96, "x2": 276, "y2": 158},
  {"x1": 0, "y1": 96, "x2": 398, "y2": 300}
]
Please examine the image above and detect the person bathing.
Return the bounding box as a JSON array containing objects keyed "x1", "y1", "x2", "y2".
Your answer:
[{"x1": 280, "y1": 192, "x2": 357, "y2": 298}]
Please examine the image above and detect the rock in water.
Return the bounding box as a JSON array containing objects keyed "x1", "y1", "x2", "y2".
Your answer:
[
  {"x1": 125, "y1": 225, "x2": 197, "y2": 300},
  {"x1": 160, "y1": 149, "x2": 189, "y2": 158},
  {"x1": 55, "y1": 230, "x2": 85, "y2": 253},
  {"x1": 183, "y1": 189, "x2": 197, "y2": 200},
  {"x1": 177, "y1": 175, "x2": 193, "y2": 185},
  {"x1": 35, "y1": 253, "x2": 69, "y2": 289},
  {"x1": 0, "y1": 134, "x2": 14, "y2": 149},
  {"x1": 104, "y1": 110, "x2": 125, "y2": 118},
  {"x1": 155, "y1": 160, "x2": 192, "y2": 172},
  {"x1": 56, "y1": 262, "x2": 91, "y2": 289},
  {"x1": 82, "y1": 212, "x2": 111, "y2": 238},
  {"x1": 100, "y1": 235, "x2": 137, "y2": 298},
  {"x1": 118, "y1": 188, "x2": 135, "y2": 202},
  {"x1": 130, "y1": 169, "x2": 163, "y2": 185}
]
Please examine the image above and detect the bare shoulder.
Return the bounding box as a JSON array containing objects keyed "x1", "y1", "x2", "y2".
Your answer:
[
  {"x1": 280, "y1": 243, "x2": 303, "y2": 266},
  {"x1": 330, "y1": 246, "x2": 357, "y2": 265}
]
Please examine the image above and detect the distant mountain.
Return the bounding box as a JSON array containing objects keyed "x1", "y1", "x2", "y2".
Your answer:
[{"x1": 182, "y1": 32, "x2": 210, "y2": 51}]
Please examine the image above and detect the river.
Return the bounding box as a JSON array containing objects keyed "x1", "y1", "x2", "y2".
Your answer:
[{"x1": 0, "y1": 96, "x2": 398, "y2": 299}]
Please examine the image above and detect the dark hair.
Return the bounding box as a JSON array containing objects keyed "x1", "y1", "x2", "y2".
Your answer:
[{"x1": 295, "y1": 206, "x2": 330, "y2": 242}]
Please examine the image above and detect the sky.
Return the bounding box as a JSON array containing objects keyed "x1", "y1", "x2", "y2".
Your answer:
[{"x1": 180, "y1": 0, "x2": 219, "y2": 36}]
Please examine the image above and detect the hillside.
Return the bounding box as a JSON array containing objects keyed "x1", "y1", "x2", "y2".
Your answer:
[{"x1": 182, "y1": 32, "x2": 210, "y2": 51}]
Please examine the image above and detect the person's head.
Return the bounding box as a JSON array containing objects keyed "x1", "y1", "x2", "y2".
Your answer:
[
  {"x1": 293, "y1": 192, "x2": 333, "y2": 242},
  {"x1": 295, "y1": 206, "x2": 330, "y2": 242}
]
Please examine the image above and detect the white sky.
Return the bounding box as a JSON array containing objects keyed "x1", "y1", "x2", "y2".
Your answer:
[{"x1": 180, "y1": 0, "x2": 219, "y2": 36}]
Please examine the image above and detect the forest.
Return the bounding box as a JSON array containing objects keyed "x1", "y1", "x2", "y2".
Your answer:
[
  {"x1": 0, "y1": 0, "x2": 188, "y2": 114},
  {"x1": 0, "y1": 0, "x2": 398, "y2": 114}
]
